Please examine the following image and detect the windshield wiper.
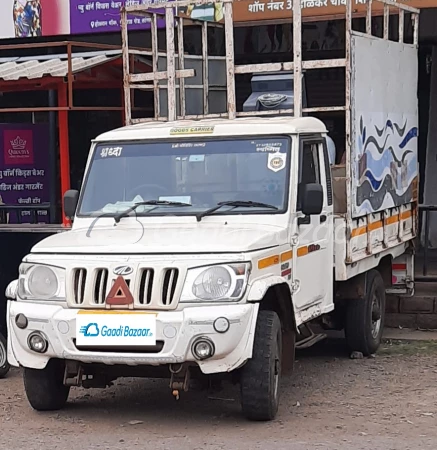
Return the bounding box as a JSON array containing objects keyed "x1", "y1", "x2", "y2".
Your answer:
[
  {"x1": 114, "y1": 200, "x2": 192, "y2": 223},
  {"x1": 196, "y1": 200, "x2": 278, "y2": 222}
]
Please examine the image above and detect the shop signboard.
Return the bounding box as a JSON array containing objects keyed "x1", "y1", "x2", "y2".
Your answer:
[
  {"x1": 0, "y1": 124, "x2": 50, "y2": 224},
  {"x1": 233, "y1": 0, "x2": 435, "y2": 23}
]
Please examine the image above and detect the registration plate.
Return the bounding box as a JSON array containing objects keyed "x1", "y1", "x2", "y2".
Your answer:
[{"x1": 76, "y1": 310, "x2": 156, "y2": 346}]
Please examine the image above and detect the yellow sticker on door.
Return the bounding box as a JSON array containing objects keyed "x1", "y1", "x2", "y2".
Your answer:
[{"x1": 268, "y1": 153, "x2": 286, "y2": 172}]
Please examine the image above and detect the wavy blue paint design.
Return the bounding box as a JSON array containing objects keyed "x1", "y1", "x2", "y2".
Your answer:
[
  {"x1": 363, "y1": 157, "x2": 417, "y2": 191},
  {"x1": 363, "y1": 169, "x2": 383, "y2": 190},
  {"x1": 399, "y1": 127, "x2": 418, "y2": 149},
  {"x1": 355, "y1": 115, "x2": 418, "y2": 215},
  {"x1": 362, "y1": 148, "x2": 415, "y2": 180}
]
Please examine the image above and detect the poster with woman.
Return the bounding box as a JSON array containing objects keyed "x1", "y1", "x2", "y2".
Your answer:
[{"x1": 0, "y1": 0, "x2": 70, "y2": 39}]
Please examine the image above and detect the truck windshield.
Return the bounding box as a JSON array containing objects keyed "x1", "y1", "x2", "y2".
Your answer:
[{"x1": 78, "y1": 137, "x2": 290, "y2": 218}]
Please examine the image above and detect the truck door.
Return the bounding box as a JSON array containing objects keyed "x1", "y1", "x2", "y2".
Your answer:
[{"x1": 293, "y1": 136, "x2": 334, "y2": 315}]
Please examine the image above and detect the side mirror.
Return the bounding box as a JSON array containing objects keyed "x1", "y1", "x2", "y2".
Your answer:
[
  {"x1": 64, "y1": 190, "x2": 79, "y2": 220},
  {"x1": 301, "y1": 183, "x2": 323, "y2": 216}
]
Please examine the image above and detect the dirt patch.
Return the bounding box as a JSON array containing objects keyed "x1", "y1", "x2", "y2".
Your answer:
[
  {"x1": 380, "y1": 339, "x2": 437, "y2": 356},
  {"x1": 1, "y1": 339, "x2": 437, "y2": 450}
]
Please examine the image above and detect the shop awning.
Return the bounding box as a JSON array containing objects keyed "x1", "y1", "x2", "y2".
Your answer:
[{"x1": 0, "y1": 49, "x2": 124, "y2": 81}]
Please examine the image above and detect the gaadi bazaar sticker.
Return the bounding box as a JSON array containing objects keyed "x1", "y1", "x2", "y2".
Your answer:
[{"x1": 170, "y1": 126, "x2": 214, "y2": 135}]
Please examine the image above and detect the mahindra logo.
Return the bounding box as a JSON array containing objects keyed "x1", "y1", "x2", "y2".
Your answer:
[{"x1": 113, "y1": 265, "x2": 133, "y2": 276}]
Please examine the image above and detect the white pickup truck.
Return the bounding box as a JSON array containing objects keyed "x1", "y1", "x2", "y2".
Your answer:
[{"x1": 5, "y1": 0, "x2": 418, "y2": 421}]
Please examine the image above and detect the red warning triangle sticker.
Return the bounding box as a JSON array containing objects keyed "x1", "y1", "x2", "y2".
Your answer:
[{"x1": 106, "y1": 276, "x2": 134, "y2": 306}]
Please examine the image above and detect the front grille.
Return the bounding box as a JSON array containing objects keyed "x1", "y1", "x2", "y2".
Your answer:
[
  {"x1": 93, "y1": 269, "x2": 109, "y2": 304},
  {"x1": 73, "y1": 269, "x2": 87, "y2": 305},
  {"x1": 69, "y1": 265, "x2": 182, "y2": 310},
  {"x1": 162, "y1": 269, "x2": 179, "y2": 306},
  {"x1": 139, "y1": 269, "x2": 154, "y2": 305}
]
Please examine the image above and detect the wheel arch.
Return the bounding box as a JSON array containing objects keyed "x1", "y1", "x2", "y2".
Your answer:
[
  {"x1": 258, "y1": 283, "x2": 297, "y2": 333},
  {"x1": 336, "y1": 257, "x2": 392, "y2": 302}
]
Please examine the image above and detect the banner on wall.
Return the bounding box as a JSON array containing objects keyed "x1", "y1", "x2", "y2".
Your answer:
[
  {"x1": 69, "y1": 0, "x2": 166, "y2": 35},
  {"x1": 0, "y1": 0, "x2": 166, "y2": 40},
  {"x1": 0, "y1": 124, "x2": 50, "y2": 224}
]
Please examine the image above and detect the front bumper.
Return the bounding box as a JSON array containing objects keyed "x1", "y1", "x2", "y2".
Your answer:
[{"x1": 7, "y1": 301, "x2": 258, "y2": 374}]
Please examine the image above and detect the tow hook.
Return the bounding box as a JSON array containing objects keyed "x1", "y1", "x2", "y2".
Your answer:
[{"x1": 169, "y1": 364, "x2": 190, "y2": 400}]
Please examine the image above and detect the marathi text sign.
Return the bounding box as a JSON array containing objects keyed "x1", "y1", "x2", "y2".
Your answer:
[
  {"x1": 69, "y1": 0, "x2": 167, "y2": 34},
  {"x1": 233, "y1": 0, "x2": 435, "y2": 22},
  {"x1": 0, "y1": 124, "x2": 50, "y2": 224}
]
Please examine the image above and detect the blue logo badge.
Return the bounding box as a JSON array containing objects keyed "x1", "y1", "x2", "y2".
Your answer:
[{"x1": 79, "y1": 323, "x2": 100, "y2": 337}]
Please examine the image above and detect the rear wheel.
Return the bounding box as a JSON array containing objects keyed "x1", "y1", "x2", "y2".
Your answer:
[
  {"x1": 0, "y1": 333, "x2": 10, "y2": 379},
  {"x1": 24, "y1": 359, "x2": 70, "y2": 411},
  {"x1": 345, "y1": 269, "x2": 386, "y2": 356},
  {"x1": 240, "y1": 310, "x2": 283, "y2": 421}
]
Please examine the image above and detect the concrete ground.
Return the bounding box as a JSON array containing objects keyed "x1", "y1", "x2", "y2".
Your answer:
[{"x1": 1, "y1": 336, "x2": 437, "y2": 450}]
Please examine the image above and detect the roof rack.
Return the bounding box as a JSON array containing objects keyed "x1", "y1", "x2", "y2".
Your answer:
[{"x1": 121, "y1": 0, "x2": 419, "y2": 126}]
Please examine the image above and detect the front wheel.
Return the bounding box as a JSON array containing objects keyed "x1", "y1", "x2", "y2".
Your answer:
[
  {"x1": 240, "y1": 310, "x2": 283, "y2": 421},
  {"x1": 345, "y1": 269, "x2": 386, "y2": 356},
  {"x1": 24, "y1": 359, "x2": 70, "y2": 411},
  {"x1": 0, "y1": 333, "x2": 10, "y2": 378}
]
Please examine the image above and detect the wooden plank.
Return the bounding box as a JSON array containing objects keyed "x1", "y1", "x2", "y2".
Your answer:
[
  {"x1": 366, "y1": 0, "x2": 373, "y2": 35},
  {"x1": 235, "y1": 62, "x2": 294, "y2": 74},
  {"x1": 151, "y1": 14, "x2": 160, "y2": 120},
  {"x1": 399, "y1": 8, "x2": 405, "y2": 43},
  {"x1": 120, "y1": 8, "x2": 131, "y2": 126},
  {"x1": 166, "y1": 7, "x2": 176, "y2": 122},
  {"x1": 177, "y1": 18, "x2": 186, "y2": 118},
  {"x1": 129, "y1": 69, "x2": 195, "y2": 83},
  {"x1": 384, "y1": 4, "x2": 390, "y2": 39},
  {"x1": 303, "y1": 106, "x2": 346, "y2": 113},
  {"x1": 224, "y1": 1, "x2": 236, "y2": 119},
  {"x1": 302, "y1": 58, "x2": 346, "y2": 69},
  {"x1": 413, "y1": 13, "x2": 419, "y2": 46},
  {"x1": 202, "y1": 21, "x2": 209, "y2": 116}
]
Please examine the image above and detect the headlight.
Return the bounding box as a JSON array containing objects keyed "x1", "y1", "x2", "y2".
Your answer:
[
  {"x1": 181, "y1": 263, "x2": 250, "y2": 302},
  {"x1": 18, "y1": 263, "x2": 66, "y2": 301}
]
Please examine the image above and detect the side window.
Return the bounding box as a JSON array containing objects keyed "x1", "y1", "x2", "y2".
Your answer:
[
  {"x1": 301, "y1": 143, "x2": 320, "y2": 184},
  {"x1": 298, "y1": 142, "x2": 321, "y2": 210}
]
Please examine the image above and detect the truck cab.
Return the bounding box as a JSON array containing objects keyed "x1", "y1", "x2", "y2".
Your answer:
[{"x1": 6, "y1": 117, "x2": 334, "y2": 418}]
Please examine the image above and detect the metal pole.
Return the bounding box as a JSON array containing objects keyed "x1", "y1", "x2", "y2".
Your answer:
[
  {"x1": 48, "y1": 89, "x2": 58, "y2": 224},
  {"x1": 424, "y1": 209, "x2": 430, "y2": 276},
  {"x1": 58, "y1": 83, "x2": 71, "y2": 226},
  {"x1": 293, "y1": 0, "x2": 302, "y2": 118}
]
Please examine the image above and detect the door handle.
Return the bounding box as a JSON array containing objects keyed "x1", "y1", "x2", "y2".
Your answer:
[
  {"x1": 320, "y1": 215, "x2": 327, "y2": 223},
  {"x1": 298, "y1": 215, "x2": 311, "y2": 226}
]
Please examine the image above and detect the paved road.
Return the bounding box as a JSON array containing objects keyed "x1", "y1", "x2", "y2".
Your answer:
[{"x1": 1, "y1": 339, "x2": 436, "y2": 450}]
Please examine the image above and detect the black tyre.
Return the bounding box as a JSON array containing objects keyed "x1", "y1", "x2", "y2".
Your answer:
[
  {"x1": 240, "y1": 310, "x2": 283, "y2": 421},
  {"x1": 24, "y1": 359, "x2": 70, "y2": 411},
  {"x1": 345, "y1": 269, "x2": 386, "y2": 356},
  {"x1": 0, "y1": 333, "x2": 10, "y2": 379}
]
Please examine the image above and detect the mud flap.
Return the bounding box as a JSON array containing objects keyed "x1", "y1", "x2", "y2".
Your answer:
[{"x1": 386, "y1": 253, "x2": 414, "y2": 297}]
